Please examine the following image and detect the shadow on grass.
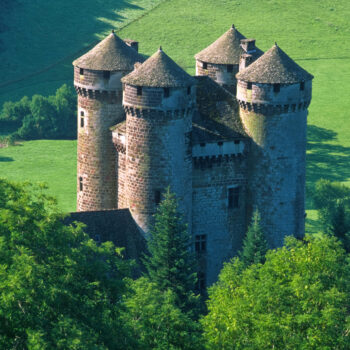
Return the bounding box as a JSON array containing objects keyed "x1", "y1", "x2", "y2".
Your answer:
[
  {"x1": 0, "y1": 156, "x2": 14, "y2": 162},
  {"x1": 306, "y1": 124, "x2": 350, "y2": 210}
]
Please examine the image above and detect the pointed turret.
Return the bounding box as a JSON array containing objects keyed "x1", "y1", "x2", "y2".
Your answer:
[
  {"x1": 236, "y1": 44, "x2": 313, "y2": 84},
  {"x1": 73, "y1": 31, "x2": 142, "y2": 71},
  {"x1": 122, "y1": 47, "x2": 195, "y2": 87}
]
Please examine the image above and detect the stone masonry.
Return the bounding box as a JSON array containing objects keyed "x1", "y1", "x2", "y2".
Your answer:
[{"x1": 73, "y1": 27, "x2": 313, "y2": 286}]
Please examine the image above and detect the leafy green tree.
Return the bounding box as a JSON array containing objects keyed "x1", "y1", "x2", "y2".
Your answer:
[
  {"x1": 143, "y1": 188, "x2": 198, "y2": 313},
  {"x1": 123, "y1": 189, "x2": 203, "y2": 350},
  {"x1": 0, "y1": 96, "x2": 30, "y2": 126},
  {"x1": 0, "y1": 179, "x2": 133, "y2": 349},
  {"x1": 313, "y1": 179, "x2": 350, "y2": 251},
  {"x1": 239, "y1": 209, "x2": 268, "y2": 267},
  {"x1": 202, "y1": 234, "x2": 350, "y2": 350}
]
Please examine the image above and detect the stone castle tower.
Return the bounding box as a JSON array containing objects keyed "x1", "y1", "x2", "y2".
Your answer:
[
  {"x1": 73, "y1": 32, "x2": 143, "y2": 211},
  {"x1": 73, "y1": 26, "x2": 313, "y2": 286}
]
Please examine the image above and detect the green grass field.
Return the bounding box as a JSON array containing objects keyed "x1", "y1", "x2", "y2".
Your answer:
[{"x1": 1, "y1": 0, "x2": 349, "y2": 233}]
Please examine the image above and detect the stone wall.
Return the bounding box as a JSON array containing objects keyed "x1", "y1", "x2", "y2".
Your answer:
[
  {"x1": 195, "y1": 60, "x2": 239, "y2": 94},
  {"x1": 237, "y1": 81, "x2": 311, "y2": 246},
  {"x1": 192, "y1": 154, "x2": 248, "y2": 285}
]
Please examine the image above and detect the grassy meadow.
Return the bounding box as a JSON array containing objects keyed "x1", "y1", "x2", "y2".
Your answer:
[{"x1": 1, "y1": 0, "x2": 350, "y2": 233}]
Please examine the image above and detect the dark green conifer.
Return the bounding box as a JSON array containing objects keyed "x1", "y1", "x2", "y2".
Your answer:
[{"x1": 240, "y1": 209, "x2": 268, "y2": 267}]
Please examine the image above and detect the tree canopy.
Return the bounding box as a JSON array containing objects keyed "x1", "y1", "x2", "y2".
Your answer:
[
  {"x1": 202, "y1": 234, "x2": 350, "y2": 350},
  {"x1": 0, "y1": 179, "x2": 132, "y2": 349}
]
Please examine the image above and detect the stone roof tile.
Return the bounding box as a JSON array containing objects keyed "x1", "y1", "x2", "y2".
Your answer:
[
  {"x1": 73, "y1": 31, "x2": 143, "y2": 71},
  {"x1": 236, "y1": 44, "x2": 314, "y2": 84},
  {"x1": 122, "y1": 47, "x2": 195, "y2": 87},
  {"x1": 195, "y1": 25, "x2": 246, "y2": 65}
]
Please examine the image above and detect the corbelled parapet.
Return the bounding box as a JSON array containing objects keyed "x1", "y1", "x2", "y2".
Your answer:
[
  {"x1": 73, "y1": 31, "x2": 143, "y2": 212},
  {"x1": 121, "y1": 47, "x2": 195, "y2": 234},
  {"x1": 236, "y1": 43, "x2": 313, "y2": 246}
]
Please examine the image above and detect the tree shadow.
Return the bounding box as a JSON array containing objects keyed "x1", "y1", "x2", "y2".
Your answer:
[
  {"x1": 306, "y1": 124, "x2": 350, "y2": 210},
  {"x1": 0, "y1": 156, "x2": 14, "y2": 162}
]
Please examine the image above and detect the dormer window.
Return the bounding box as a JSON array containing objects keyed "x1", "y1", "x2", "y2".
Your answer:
[
  {"x1": 227, "y1": 65, "x2": 233, "y2": 73},
  {"x1": 79, "y1": 68, "x2": 84, "y2": 75},
  {"x1": 164, "y1": 88, "x2": 170, "y2": 98},
  {"x1": 273, "y1": 84, "x2": 280, "y2": 93},
  {"x1": 202, "y1": 62, "x2": 207, "y2": 69},
  {"x1": 247, "y1": 82, "x2": 252, "y2": 90},
  {"x1": 300, "y1": 82, "x2": 305, "y2": 91},
  {"x1": 103, "y1": 71, "x2": 110, "y2": 79},
  {"x1": 137, "y1": 86, "x2": 142, "y2": 96}
]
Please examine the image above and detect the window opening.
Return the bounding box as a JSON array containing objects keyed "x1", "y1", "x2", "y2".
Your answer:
[
  {"x1": 200, "y1": 143, "x2": 206, "y2": 147},
  {"x1": 196, "y1": 272, "x2": 206, "y2": 292},
  {"x1": 79, "y1": 68, "x2": 84, "y2": 75},
  {"x1": 164, "y1": 88, "x2": 170, "y2": 98},
  {"x1": 187, "y1": 86, "x2": 191, "y2": 95},
  {"x1": 195, "y1": 235, "x2": 207, "y2": 253},
  {"x1": 154, "y1": 190, "x2": 161, "y2": 205},
  {"x1": 137, "y1": 86, "x2": 142, "y2": 96},
  {"x1": 217, "y1": 141, "x2": 223, "y2": 146},
  {"x1": 80, "y1": 117, "x2": 84, "y2": 128},
  {"x1": 202, "y1": 62, "x2": 208, "y2": 69},
  {"x1": 247, "y1": 82, "x2": 252, "y2": 90},
  {"x1": 103, "y1": 71, "x2": 110, "y2": 79},
  {"x1": 234, "y1": 140, "x2": 240, "y2": 145},
  {"x1": 273, "y1": 84, "x2": 280, "y2": 93},
  {"x1": 300, "y1": 82, "x2": 305, "y2": 91},
  {"x1": 228, "y1": 187, "x2": 240, "y2": 208},
  {"x1": 79, "y1": 177, "x2": 83, "y2": 192},
  {"x1": 227, "y1": 65, "x2": 233, "y2": 73}
]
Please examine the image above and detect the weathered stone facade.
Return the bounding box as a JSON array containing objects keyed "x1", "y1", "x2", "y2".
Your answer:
[{"x1": 73, "y1": 29, "x2": 313, "y2": 286}]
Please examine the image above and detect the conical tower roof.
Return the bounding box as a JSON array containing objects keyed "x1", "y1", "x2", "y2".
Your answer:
[
  {"x1": 194, "y1": 25, "x2": 246, "y2": 65},
  {"x1": 73, "y1": 31, "x2": 143, "y2": 71},
  {"x1": 236, "y1": 44, "x2": 314, "y2": 84},
  {"x1": 121, "y1": 47, "x2": 195, "y2": 87}
]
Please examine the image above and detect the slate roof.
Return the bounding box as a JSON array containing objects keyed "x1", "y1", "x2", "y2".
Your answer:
[
  {"x1": 236, "y1": 44, "x2": 314, "y2": 84},
  {"x1": 193, "y1": 76, "x2": 247, "y2": 143},
  {"x1": 64, "y1": 209, "x2": 146, "y2": 262},
  {"x1": 195, "y1": 25, "x2": 246, "y2": 65},
  {"x1": 122, "y1": 47, "x2": 196, "y2": 87},
  {"x1": 73, "y1": 31, "x2": 143, "y2": 71}
]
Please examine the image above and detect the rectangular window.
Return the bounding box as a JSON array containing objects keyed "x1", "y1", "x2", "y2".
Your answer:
[
  {"x1": 247, "y1": 82, "x2": 252, "y2": 90},
  {"x1": 195, "y1": 235, "x2": 207, "y2": 253},
  {"x1": 196, "y1": 272, "x2": 206, "y2": 292},
  {"x1": 200, "y1": 143, "x2": 206, "y2": 147},
  {"x1": 234, "y1": 140, "x2": 240, "y2": 145},
  {"x1": 79, "y1": 68, "x2": 84, "y2": 75},
  {"x1": 103, "y1": 71, "x2": 110, "y2": 79},
  {"x1": 79, "y1": 176, "x2": 83, "y2": 192},
  {"x1": 227, "y1": 64, "x2": 233, "y2": 73},
  {"x1": 80, "y1": 117, "x2": 84, "y2": 128},
  {"x1": 217, "y1": 141, "x2": 223, "y2": 146},
  {"x1": 273, "y1": 84, "x2": 280, "y2": 93},
  {"x1": 202, "y1": 62, "x2": 207, "y2": 69},
  {"x1": 154, "y1": 190, "x2": 161, "y2": 205},
  {"x1": 164, "y1": 87, "x2": 170, "y2": 98},
  {"x1": 187, "y1": 86, "x2": 191, "y2": 95},
  {"x1": 228, "y1": 187, "x2": 240, "y2": 208},
  {"x1": 300, "y1": 82, "x2": 305, "y2": 91},
  {"x1": 137, "y1": 86, "x2": 142, "y2": 96}
]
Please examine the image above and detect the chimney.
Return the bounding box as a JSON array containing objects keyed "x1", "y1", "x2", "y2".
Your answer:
[
  {"x1": 239, "y1": 39, "x2": 256, "y2": 71},
  {"x1": 123, "y1": 39, "x2": 139, "y2": 52}
]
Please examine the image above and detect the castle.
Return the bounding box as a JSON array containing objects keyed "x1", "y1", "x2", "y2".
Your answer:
[{"x1": 72, "y1": 25, "x2": 313, "y2": 286}]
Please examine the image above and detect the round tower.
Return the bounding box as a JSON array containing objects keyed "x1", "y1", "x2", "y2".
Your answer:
[
  {"x1": 121, "y1": 47, "x2": 195, "y2": 234},
  {"x1": 236, "y1": 44, "x2": 313, "y2": 246},
  {"x1": 194, "y1": 25, "x2": 262, "y2": 94},
  {"x1": 73, "y1": 31, "x2": 143, "y2": 211}
]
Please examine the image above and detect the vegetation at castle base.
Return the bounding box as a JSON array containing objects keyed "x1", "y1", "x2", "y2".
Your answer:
[
  {"x1": 202, "y1": 234, "x2": 350, "y2": 350},
  {"x1": 239, "y1": 209, "x2": 268, "y2": 268},
  {"x1": 0, "y1": 84, "x2": 76, "y2": 141},
  {"x1": 313, "y1": 179, "x2": 350, "y2": 252},
  {"x1": 0, "y1": 179, "x2": 133, "y2": 349},
  {"x1": 122, "y1": 189, "x2": 203, "y2": 350}
]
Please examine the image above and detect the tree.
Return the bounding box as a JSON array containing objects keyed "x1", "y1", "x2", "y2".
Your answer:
[
  {"x1": 239, "y1": 209, "x2": 268, "y2": 267},
  {"x1": 202, "y1": 234, "x2": 350, "y2": 350},
  {"x1": 123, "y1": 189, "x2": 203, "y2": 350},
  {"x1": 0, "y1": 179, "x2": 133, "y2": 349},
  {"x1": 313, "y1": 179, "x2": 350, "y2": 251},
  {"x1": 143, "y1": 188, "x2": 198, "y2": 313}
]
